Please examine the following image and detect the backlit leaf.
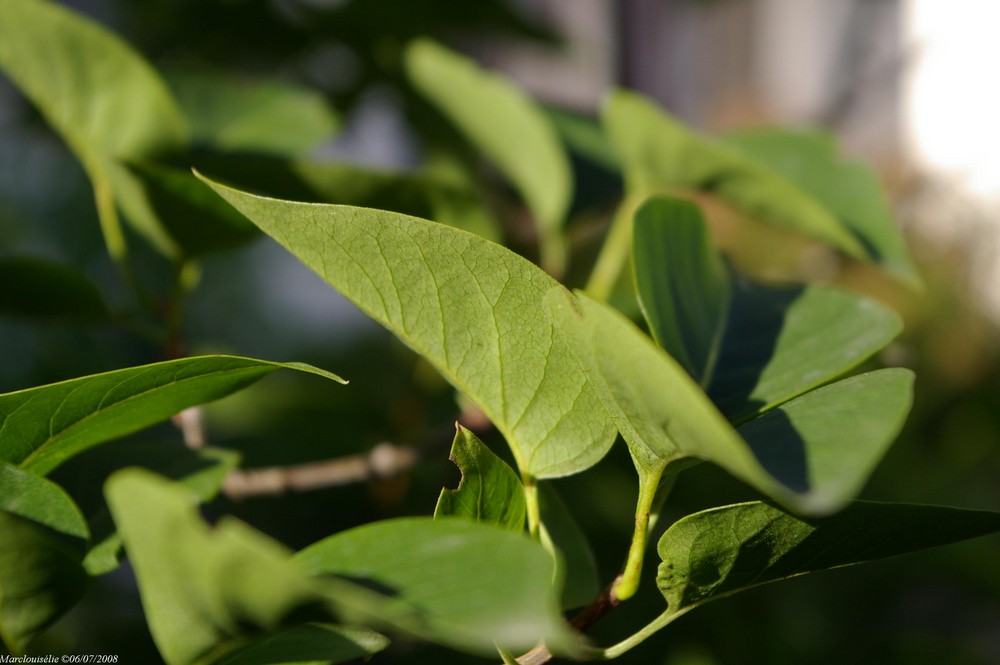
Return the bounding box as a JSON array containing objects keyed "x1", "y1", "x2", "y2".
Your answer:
[
  {"x1": 724, "y1": 129, "x2": 920, "y2": 288},
  {"x1": 0, "y1": 0, "x2": 187, "y2": 256},
  {"x1": 434, "y1": 425, "x2": 526, "y2": 532},
  {"x1": 199, "y1": 174, "x2": 616, "y2": 480},
  {"x1": 405, "y1": 39, "x2": 571, "y2": 273},
  {"x1": 602, "y1": 90, "x2": 865, "y2": 259}
]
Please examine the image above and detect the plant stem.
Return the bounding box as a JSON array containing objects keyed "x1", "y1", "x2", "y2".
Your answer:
[
  {"x1": 614, "y1": 465, "x2": 664, "y2": 601},
  {"x1": 598, "y1": 607, "x2": 693, "y2": 660},
  {"x1": 523, "y1": 476, "x2": 541, "y2": 538}
]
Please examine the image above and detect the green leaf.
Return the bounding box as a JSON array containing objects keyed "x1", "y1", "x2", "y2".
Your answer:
[
  {"x1": 405, "y1": 39, "x2": 571, "y2": 273},
  {"x1": 296, "y1": 517, "x2": 581, "y2": 657},
  {"x1": 0, "y1": 464, "x2": 89, "y2": 542},
  {"x1": 538, "y1": 483, "x2": 600, "y2": 610},
  {"x1": 0, "y1": 465, "x2": 89, "y2": 653},
  {"x1": 657, "y1": 501, "x2": 1000, "y2": 613},
  {"x1": 724, "y1": 129, "x2": 920, "y2": 288},
  {"x1": 0, "y1": 256, "x2": 110, "y2": 323},
  {"x1": 214, "y1": 624, "x2": 389, "y2": 665},
  {"x1": 737, "y1": 369, "x2": 913, "y2": 508},
  {"x1": 0, "y1": 355, "x2": 345, "y2": 476},
  {"x1": 633, "y1": 197, "x2": 731, "y2": 387},
  {"x1": 166, "y1": 68, "x2": 339, "y2": 155},
  {"x1": 0, "y1": 0, "x2": 188, "y2": 257},
  {"x1": 434, "y1": 425, "x2": 526, "y2": 532},
  {"x1": 198, "y1": 175, "x2": 616, "y2": 480},
  {"x1": 106, "y1": 469, "x2": 377, "y2": 665},
  {"x1": 192, "y1": 152, "x2": 501, "y2": 242},
  {"x1": 549, "y1": 290, "x2": 913, "y2": 514},
  {"x1": 602, "y1": 90, "x2": 865, "y2": 259},
  {"x1": 709, "y1": 280, "x2": 903, "y2": 424}
]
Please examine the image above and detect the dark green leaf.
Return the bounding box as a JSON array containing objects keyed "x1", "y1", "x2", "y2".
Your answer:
[
  {"x1": 166, "y1": 69, "x2": 339, "y2": 155},
  {"x1": 295, "y1": 517, "x2": 581, "y2": 657},
  {"x1": 657, "y1": 501, "x2": 1000, "y2": 612},
  {"x1": 0, "y1": 464, "x2": 89, "y2": 542},
  {"x1": 0, "y1": 355, "x2": 344, "y2": 475},
  {"x1": 0, "y1": 512, "x2": 89, "y2": 655},
  {"x1": 709, "y1": 281, "x2": 903, "y2": 423},
  {"x1": 602, "y1": 91, "x2": 865, "y2": 259},
  {"x1": 434, "y1": 425, "x2": 526, "y2": 532},
  {"x1": 199, "y1": 175, "x2": 616, "y2": 480},
  {"x1": 405, "y1": 39, "x2": 571, "y2": 273},
  {"x1": 0, "y1": 0, "x2": 188, "y2": 256},
  {"x1": 633, "y1": 197, "x2": 731, "y2": 386},
  {"x1": 724, "y1": 129, "x2": 920, "y2": 288},
  {"x1": 0, "y1": 466, "x2": 89, "y2": 653},
  {"x1": 0, "y1": 257, "x2": 110, "y2": 323}
]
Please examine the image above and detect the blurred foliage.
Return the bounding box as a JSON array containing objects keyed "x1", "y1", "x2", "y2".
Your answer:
[{"x1": 0, "y1": 1, "x2": 998, "y2": 664}]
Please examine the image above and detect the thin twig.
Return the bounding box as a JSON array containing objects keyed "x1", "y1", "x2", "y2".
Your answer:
[{"x1": 222, "y1": 442, "x2": 420, "y2": 500}]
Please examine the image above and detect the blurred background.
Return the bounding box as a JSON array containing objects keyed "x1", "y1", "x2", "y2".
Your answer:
[{"x1": 1, "y1": 0, "x2": 999, "y2": 663}]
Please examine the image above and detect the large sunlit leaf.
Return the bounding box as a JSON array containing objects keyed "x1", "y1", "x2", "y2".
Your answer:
[
  {"x1": 166, "y1": 68, "x2": 339, "y2": 155},
  {"x1": 0, "y1": 465, "x2": 89, "y2": 653},
  {"x1": 0, "y1": 256, "x2": 110, "y2": 323},
  {"x1": 434, "y1": 425, "x2": 526, "y2": 532},
  {"x1": 295, "y1": 517, "x2": 581, "y2": 656},
  {"x1": 657, "y1": 501, "x2": 1000, "y2": 613},
  {"x1": 199, "y1": 175, "x2": 616, "y2": 480},
  {"x1": 724, "y1": 129, "x2": 920, "y2": 288},
  {"x1": 405, "y1": 39, "x2": 571, "y2": 273},
  {"x1": 105, "y1": 469, "x2": 385, "y2": 665},
  {"x1": 633, "y1": 197, "x2": 731, "y2": 387},
  {"x1": 602, "y1": 90, "x2": 865, "y2": 259},
  {"x1": 0, "y1": 0, "x2": 188, "y2": 256},
  {"x1": 709, "y1": 280, "x2": 903, "y2": 424},
  {"x1": 0, "y1": 355, "x2": 344, "y2": 476},
  {"x1": 547, "y1": 290, "x2": 913, "y2": 514}
]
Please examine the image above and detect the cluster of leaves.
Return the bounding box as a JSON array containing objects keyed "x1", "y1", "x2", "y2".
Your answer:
[{"x1": 1, "y1": 1, "x2": 999, "y2": 663}]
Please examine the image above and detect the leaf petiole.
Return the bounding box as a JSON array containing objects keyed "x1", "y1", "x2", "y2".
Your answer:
[{"x1": 614, "y1": 464, "x2": 665, "y2": 601}]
